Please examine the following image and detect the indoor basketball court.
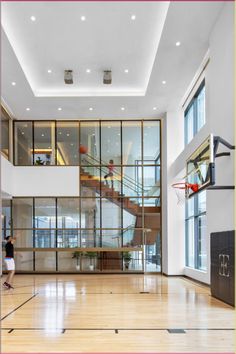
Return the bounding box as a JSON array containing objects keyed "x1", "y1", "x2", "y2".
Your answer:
[{"x1": 0, "y1": 1, "x2": 235, "y2": 353}]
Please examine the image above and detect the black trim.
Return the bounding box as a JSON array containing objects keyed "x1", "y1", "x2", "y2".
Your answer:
[{"x1": 1, "y1": 294, "x2": 38, "y2": 321}]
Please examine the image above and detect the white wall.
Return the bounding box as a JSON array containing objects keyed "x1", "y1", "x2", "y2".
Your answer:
[
  {"x1": 1, "y1": 155, "x2": 80, "y2": 196},
  {"x1": 163, "y1": 3, "x2": 234, "y2": 283}
]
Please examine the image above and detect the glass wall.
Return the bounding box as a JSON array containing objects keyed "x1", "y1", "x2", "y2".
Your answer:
[
  {"x1": 185, "y1": 80, "x2": 205, "y2": 145},
  {"x1": 185, "y1": 191, "x2": 207, "y2": 271},
  {"x1": 1, "y1": 107, "x2": 10, "y2": 159},
  {"x1": 14, "y1": 121, "x2": 33, "y2": 165},
  {"x1": 10, "y1": 119, "x2": 161, "y2": 273}
]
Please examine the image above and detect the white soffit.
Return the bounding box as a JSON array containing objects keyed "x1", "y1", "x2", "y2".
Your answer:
[{"x1": 1, "y1": 2, "x2": 169, "y2": 97}]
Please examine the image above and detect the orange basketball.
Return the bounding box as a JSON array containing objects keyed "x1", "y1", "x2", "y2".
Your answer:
[{"x1": 79, "y1": 145, "x2": 88, "y2": 154}]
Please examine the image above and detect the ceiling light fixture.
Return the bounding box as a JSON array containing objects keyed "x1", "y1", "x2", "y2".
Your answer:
[
  {"x1": 153, "y1": 107, "x2": 157, "y2": 111},
  {"x1": 41, "y1": 134, "x2": 45, "y2": 137},
  {"x1": 67, "y1": 133, "x2": 70, "y2": 137},
  {"x1": 21, "y1": 132, "x2": 25, "y2": 135},
  {"x1": 47, "y1": 69, "x2": 52, "y2": 74},
  {"x1": 64, "y1": 70, "x2": 73, "y2": 84},
  {"x1": 86, "y1": 69, "x2": 91, "y2": 73},
  {"x1": 103, "y1": 70, "x2": 112, "y2": 85},
  {"x1": 162, "y1": 80, "x2": 166, "y2": 84},
  {"x1": 176, "y1": 41, "x2": 181, "y2": 46},
  {"x1": 58, "y1": 107, "x2": 62, "y2": 111},
  {"x1": 26, "y1": 108, "x2": 30, "y2": 111},
  {"x1": 124, "y1": 69, "x2": 129, "y2": 73},
  {"x1": 30, "y1": 16, "x2": 36, "y2": 22},
  {"x1": 81, "y1": 16, "x2": 86, "y2": 21},
  {"x1": 89, "y1": 107, "x2": 93, "y2": 111},
  {"x1": 121, "y1": 107, "x2": 125, "y2": 111},
  {"x1": 11, "y1": 82, "x2": 16, "y2": 86},
  {"x1": 131, "y1": 15, "x2": 136, "y2": 20}
]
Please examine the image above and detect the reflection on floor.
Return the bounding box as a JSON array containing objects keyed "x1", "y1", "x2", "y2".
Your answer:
[{"x1": 1, "y1": 274, "x2": 234, "y2": 353}]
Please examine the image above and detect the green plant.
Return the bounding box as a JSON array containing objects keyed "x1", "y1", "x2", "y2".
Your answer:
[
  {"x1": 85, "y1": 251, "x2": 97, "y2": 267},
  {"x1": 72, "y1": 251, "x2": 82, "y2": 266},
  {"x1": 123, "y1": 251, "x2": 132, "y2": 261}
]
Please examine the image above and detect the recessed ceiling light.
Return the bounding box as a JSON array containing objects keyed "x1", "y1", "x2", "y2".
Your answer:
[
  {"x1": 89, "y1": 107, "x2": 93, "y2": 111},
  {"x1": 131, "y1": 15, "x2": 136, "y2": 20},
  {"x1": 11, "y1": 82, "x2": 16, "y2": 86},
  {"x1": 47, "y1": 69, "x2": 52, "y2": 74},
  {"x1": 153, "y1": 107, "x2": 157, "y2": 111},
  {"x1": 162, "y1": 80, "x2": 166, "y2": 85},
  {"x1": 21, "y1": 132, "x2": 25, "y2": 135},
  {"x1": 30, "y1": 16, "x2": 36, "y2": 22},
  {"x1": 26, "y1": 108, "x2": 30, "y2": 111},
  {"x1": 121, "y1": 107, "x2": 125, "y2": 111},
  {"x1": 81, "y1": 16, "x2": 86, "y2": 21},
  {"x1": 86, "y1": 69, "x2": 91, "y2": 73},
  {"x1": 41, "y1": 134, "x2": 44, "y2": 137},
  {"x1": 58, "y1": 107, "x2": 62, "y2": 111},
  {"x1": 176, "y1": 41, "x2": 181, "y2": 46},
  {"x1": 124, "y1": 69, "x2": 129, "y2": 73},
  {"x1": 67, "y1": 133, "x2": 70, "y2": 137}
]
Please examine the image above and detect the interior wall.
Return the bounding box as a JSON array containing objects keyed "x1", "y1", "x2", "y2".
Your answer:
[
  {"x1": 1, "y1": 155, "x2": 80, "y2": 197},
  {"x1": 163, "y1": 2, "x2": 234, "y2": 283}
]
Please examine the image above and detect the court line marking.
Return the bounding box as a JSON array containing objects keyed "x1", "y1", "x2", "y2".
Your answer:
[
  {"x1": 1, "y1": 293, "x2": 38, "y2": 321},
  {"x1": 1, "y1": 327, "x2": 234, "y2": 331}
]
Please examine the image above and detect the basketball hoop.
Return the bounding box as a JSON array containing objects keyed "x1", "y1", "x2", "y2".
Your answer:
[{"x1": 172, "y1": 182, "x2": 199, "y2": 204}]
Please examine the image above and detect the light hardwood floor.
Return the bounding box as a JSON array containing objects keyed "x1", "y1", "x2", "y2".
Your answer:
[{"x1": 1, "y1": 274, "x2": 234, "y2": 353}]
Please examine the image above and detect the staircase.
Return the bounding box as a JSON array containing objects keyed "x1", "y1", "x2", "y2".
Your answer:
[{"x1": 80, "y1": 159, "x2": 160, "y2": 247}]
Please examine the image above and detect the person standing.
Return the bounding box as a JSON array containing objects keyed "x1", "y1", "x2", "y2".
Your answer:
[
  {"x1": 3, "y1": 236, "x2": 16, "y2": 289},
  {"x1": 104, "y1": 159, "x2": 114, "y2": 189}
]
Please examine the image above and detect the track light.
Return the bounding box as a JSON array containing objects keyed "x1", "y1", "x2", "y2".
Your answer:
[
  {"x1": 64, "y1": 70, "x2": 73, "y2": 84},
  {"x1": 103, "y1": 70, "x2": 112, "y2": 85}
]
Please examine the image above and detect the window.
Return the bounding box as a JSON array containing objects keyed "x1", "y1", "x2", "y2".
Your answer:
[
  {"x1": 185, "y1": 191, "x2": 207, "y2": 271},
  {"x1": 1, "y1": 107, "x2": 10, "y2": 159},
  {"x1": 185, "y1": 81, "x2": 205, "y2": 145}
]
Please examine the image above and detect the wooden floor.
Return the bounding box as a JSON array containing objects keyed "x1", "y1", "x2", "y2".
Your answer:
[{"x1": 1, "y1": 274, "x2": 234, "y2": 353}]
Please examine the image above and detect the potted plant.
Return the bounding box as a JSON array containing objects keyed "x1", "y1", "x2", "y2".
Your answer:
[
  {"x1": 85, "y1": 251, "x2": 97, "y2": 270},
  {"x1": 72, "y1": 251, "x2": 82, "y2": 270},
  {"x1": 123, "y1": 251, "x2": 132, "y2": 270}
]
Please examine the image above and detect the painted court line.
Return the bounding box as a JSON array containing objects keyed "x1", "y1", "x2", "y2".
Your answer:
[{"x1": 1, "y1": 293, "x2": 38, "y2": 321}]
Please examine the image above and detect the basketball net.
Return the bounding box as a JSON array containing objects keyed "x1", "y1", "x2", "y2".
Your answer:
[{"x1": 172, "y1": 182, "x2": 199, "y2": 205}]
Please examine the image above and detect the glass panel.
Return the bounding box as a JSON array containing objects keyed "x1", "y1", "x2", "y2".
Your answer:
[
  {"x1": 80, "y1": 121, "x2": 100, "y2": 165},
  {"x1": 143, "y1": 121, "x2": 160, "y2": 162},
  {"x1": 81, "y1": 198, "x2": 100, "y2": 247},
  {"x1": 58, "y1": 252, "x2": 80, "y2": 272},
  {"x1": 15, "y1": 252, "x2": 34, "y2": 271},
  {"x1": 143, "y1": 166, "x2": 160, "y2": 196},
  {"x1": 56, "y1": 121, "x2": 79, "y2": 165},
  {"x1": 122, "y1": 166, "x2": 142, "y2": 198},
  {"x1": 14, "y1": 121, "x2": 33, "y2": 165},
  {"x1": 185, "y1": 105, "x2": 194, "y2": 145},
  {"x1": 198, "y1": 190, "x2": 206, "y2": 214},
  {"x1": 197, "y1": 86, "x2": 205, "y2": 131},
  {"x1": 101, "y1": 121, "x2": 121, "y2": 165},
  {"x1": 1, "y1": 109, "x2": 9, "y2": 158},
  {"x1": 15, "y1": 230, "x2": 33, "y2": 248},
  {"x1": 34, "y1": 198, "x2": 56, "y2": 229},
  {"x1": 12, "y1": 198, "x2": 33, "y2": 229},
  {"x1": 35, "y1": 230, "x2": 56, "y2": 248},
  {"x1": 2, "y1": 199, "x2": 11, "y2": 238},
  {"x1": 122, "y1": 121, "x2": 141, "y2": 165},
  {"x1": 35, "y1": 252, "x2": 56, "y2": 271},
  {"x1": 145, "y1": 231, "x2": 161, "y2": 272},
  {"x1": 186, "y1": 218, "x2": 195, "y2": 268},
  {"x1": 34, "y1": 121, "x2": 55, "y2": 165},
  {"x1": 57, "y1": 198, "x2": 80, "y2": 228},
  {"x1": 186, "y1": 196, "x2": 194, "y2": 218},
  {"x1": 123, "y1": 250, "x2": 143, "y2": 271},
  {"x1": 198, "y1": 214, "x2": 207, "y2": 270},
  {"x1": 57, "y1": 229, "x2": 80, "y2": 248}
]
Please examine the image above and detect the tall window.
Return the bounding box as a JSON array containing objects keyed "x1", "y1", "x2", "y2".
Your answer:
[
  {"x1": 1, "y1": 107, "x2": 10, "y2": 159},
  {"x1": 185, "y1": 80, "x2": 205, "y2": 145},
  {"x1": 185, "y1": 191, "x2": 207, "y2": 271}
]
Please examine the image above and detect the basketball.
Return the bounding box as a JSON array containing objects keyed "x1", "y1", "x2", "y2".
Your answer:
[{"x1": 79, "y1": 145, "x2": 88, "y2": 154}]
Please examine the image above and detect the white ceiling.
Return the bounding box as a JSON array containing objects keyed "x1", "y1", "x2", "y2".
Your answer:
[{"x1": 1, "y1": 1, "x2": 224, "y2": 120}]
